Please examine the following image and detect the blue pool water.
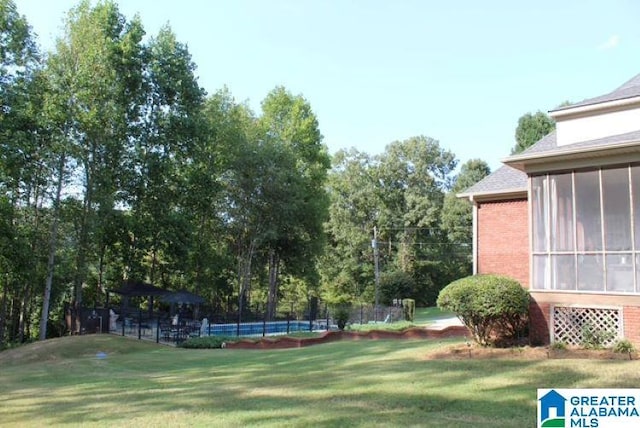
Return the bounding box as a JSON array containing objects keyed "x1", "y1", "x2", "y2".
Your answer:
[{"x1": 200, "y1": 320, "x2": 326, "y2": 337}]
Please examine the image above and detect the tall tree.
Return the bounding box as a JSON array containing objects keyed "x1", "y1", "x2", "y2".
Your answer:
[
  {"x1": 38, "y1": 69, "x2": 70, "y2": 341},
  {"x1": 441, "y1": 159, "x2": 490, "y2": 266},
  {"x1": 258, "y1": 87, "x2": 331, "y2": 319},
  {"x1": 322, "y1": 137, "x2": 461, "y2": 307},
  {"x1": 45, "y1": 0, "x2": 145, "y2": 307},
  {"x1": 181, "y1": 88, "x2": 238, "y2": 309},
  {"x1": 125, "y1": 24, "x2": 205, "y2": 286},
  {"x1": 221, "y1": 117, "x2": 271, "y2": 321},
  {"x1": 321, "y1": 149, "x2": 379, "y2": 304},
  {"x1": 374, "y1": 136, "x2": 457, "y2": 304},
  {"x1": 511, "y1": 111, "x2": 555, "y2": 154},
  {"x1": 0, "y1": 0, "x2": 46, "y2": 343}
]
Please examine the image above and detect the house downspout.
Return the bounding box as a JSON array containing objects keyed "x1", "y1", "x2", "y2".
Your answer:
[{"x1": 470, "y1": 195, "x2": 478, "y2": 275}]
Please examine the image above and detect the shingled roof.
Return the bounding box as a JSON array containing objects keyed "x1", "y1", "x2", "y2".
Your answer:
[
  {"x1": 457, "y1": 133, "x2": 553, "y2": 198},
  {"x1": 457, "y1": 165, "x2": 527, "y2": 200},
  {"x1": 461, "y1": 73, "x2": 640, "y2": 200},
  {"x1": 551, "y1": 73, "x2": 640, "y2": 111},
  {"x1": 509, "y1": 129, "x2": 640, "y2": 158},
  {"x1": 461, "y1": 128, "x2": 640, "y2": 199}
]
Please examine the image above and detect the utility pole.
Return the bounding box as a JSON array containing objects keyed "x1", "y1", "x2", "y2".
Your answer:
[{"x1": 373, "y1": 226, "x2": 380, "y2": 322}]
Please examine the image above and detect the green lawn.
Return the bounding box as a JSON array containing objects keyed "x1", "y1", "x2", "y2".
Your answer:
[
  {"x1": 413, "y1": 306, "x2": 457, "y2": 324},
  {"x1": 1, "y1": 334, "x2": 639, "y2": 427},
  {"x1": 349, "y1": 306, "x2": 456, "y2": 332}
]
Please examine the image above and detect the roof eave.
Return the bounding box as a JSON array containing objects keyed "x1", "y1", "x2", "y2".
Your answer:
[
  {"x1": 550, "y1": 96, "x2": 640, "y2": 119},
  {"x1": 503, "y1": 140, "x2": 640, "y2": 173},
  {"x1": 457, "y1": 188, "x2": 527, "y2": 203}
]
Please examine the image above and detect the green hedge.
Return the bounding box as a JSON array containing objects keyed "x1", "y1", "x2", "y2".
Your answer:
[
  {"x1": 436, "y1": 274, "x2": 529, "y2": 346},
  {"x1": 179, "y1": 336, "x2": 233, "y2": 349}
]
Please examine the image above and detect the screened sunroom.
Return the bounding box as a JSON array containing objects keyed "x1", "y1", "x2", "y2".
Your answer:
[{"x1": 531, "y1": 164, "x2": 640, "y2": 293}]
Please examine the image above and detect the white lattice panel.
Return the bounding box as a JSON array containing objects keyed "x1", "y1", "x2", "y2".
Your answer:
[{"x1": 552, "y1": 306, "x2": 621, "y2": 347}]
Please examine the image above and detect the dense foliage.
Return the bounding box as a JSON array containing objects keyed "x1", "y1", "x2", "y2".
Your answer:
[
  {"x1": 437, "y1": 275, "x2": 529, "y2": 346},
  {"x1": 511, "y1": 111, "x2": 555, "y2": 154},
  {"x1": 320, "y1": 145, "x2": 489, "y2": 308},
  {"x1": 0, "y1": 0, "x2": 492, "y2": 346}
]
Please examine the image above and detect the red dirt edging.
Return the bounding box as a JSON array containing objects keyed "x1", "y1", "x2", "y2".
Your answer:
[{"x1": 224, "y1": 325, "x2": 469, "y2": 350}]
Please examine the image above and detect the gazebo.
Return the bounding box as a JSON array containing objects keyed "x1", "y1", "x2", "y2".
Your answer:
[
  {"x1": 109, "y1": 280, "x2": 169, "y2": 318},
  {"x1": 110, "y1": 280, "x2": 169, "y2": 297},
  {"x1": 106, "y1": 281, "x2": 206, "y2": 340},
  {"x1": 160, "y1": 289, "x2": 206, "y2": 321},
  {"x1": 160, "y1": 289, "x2": 205, "y2": 305}
]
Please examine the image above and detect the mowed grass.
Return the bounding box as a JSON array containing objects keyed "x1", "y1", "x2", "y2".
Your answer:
[
  {"x1": 413, "y1": 306, "x2": 457, "y2": 324},
  {"x1": 1, "y1": 335, "x2": 640, "y2": 427},
  {"x1": 349, "y1": 306, "x2": 457, "y2": 332}
]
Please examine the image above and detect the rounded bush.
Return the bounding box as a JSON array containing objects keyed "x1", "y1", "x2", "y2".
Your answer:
[{"x1": 437, "y1": 274, "x2": 529, "y2": 346}]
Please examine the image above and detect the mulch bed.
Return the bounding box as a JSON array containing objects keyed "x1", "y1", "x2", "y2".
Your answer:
[
  {"x1": 424, "y1": 344, "x2": 638, "y2": 360},
  {"x1": 224, "y1": 325, "x2": 469, "y2": 350},
  {"x1": 223, "y1": 327, "x2": 638, "y2": 361}
]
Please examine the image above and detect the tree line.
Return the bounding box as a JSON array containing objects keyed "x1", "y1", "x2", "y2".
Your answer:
[{"x1": 0, "y1": 0, "x2": 554, "y2": 345}]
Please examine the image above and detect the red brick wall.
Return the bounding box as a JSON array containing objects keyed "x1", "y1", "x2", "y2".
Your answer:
[
  {"x1": 528, "y1": 298, "x2": 551, "y2": 345},
  {"x1": 624, "y1": 307, "x2": 640, "y2": 344},
  {"x1": 477, "y1": 199, "x2": 529, "y2": 287}
]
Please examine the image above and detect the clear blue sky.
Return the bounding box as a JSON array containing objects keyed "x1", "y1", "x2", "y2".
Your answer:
[{"x1": 14, "y1": 0, "x2": 640, "y2": 171}]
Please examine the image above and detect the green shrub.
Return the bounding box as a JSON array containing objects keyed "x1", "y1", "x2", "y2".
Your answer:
[
  {"x1": 550, "y1": 341, "x2": 567, "y2": 351},
  {"x1": 349, "y1": 321, "x2": 415, "y2": 332},
  {"x1": 580, "y1": 323, "x2": 616, "y2": 350},
  {"x1": 436, "y1": 274, "x2": 529, "y2": 346},
  {"x1": 379, "y1": 270, "x2": 416, "y2": 305},
  {"x1": 613, "y1": 339, "x2": 636, "y2": 354},
  {"x1": 332, "y1": 305, "x2": 351, "y2": 330},
  {"x1": 402, "y1": 298, "x2": 415, "y2": 322},
  {"x1": 180, "y1": 336, "x2": 233, "y2": 349}
]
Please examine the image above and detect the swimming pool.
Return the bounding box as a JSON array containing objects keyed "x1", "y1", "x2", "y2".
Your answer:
[{"x1": 200, "y1": 320, "x2": 328, "y2": 337}]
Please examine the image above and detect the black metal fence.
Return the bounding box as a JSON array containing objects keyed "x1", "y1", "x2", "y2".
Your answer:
[
  {"x1": 64, "y1": 306, "x2": 111, "y2": 335},
  {"x1": 69, "y1": 301, "x2": 406, "y2": 346}
]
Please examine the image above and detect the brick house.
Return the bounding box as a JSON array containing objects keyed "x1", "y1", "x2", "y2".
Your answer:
[{"x1": 459, "y1": 74, "x2": 640, "y2": 346}]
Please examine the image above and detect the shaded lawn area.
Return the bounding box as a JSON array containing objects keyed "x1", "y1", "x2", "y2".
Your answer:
[{"x1": 1, "y1": 335, "x2": 640, "y2": 427}]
